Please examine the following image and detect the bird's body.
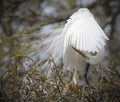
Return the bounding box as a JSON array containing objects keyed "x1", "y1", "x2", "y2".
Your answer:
[
  {"x1": 62, "y1": 8, "x2": 109, "y2": 85},
  {"x1": 27, "y1": 8, "x2": 109, "y2": 85}
]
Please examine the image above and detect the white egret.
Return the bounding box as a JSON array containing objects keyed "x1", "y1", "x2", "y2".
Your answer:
[
  {"x1": 28, "y1": 8, "x2": 109, "y2": 86},
  {"x1": 63, "y1": 8, "x2": 109, "y2": 85}
]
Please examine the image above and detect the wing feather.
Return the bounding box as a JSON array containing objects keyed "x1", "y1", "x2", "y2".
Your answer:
[
  {"x1": 80, "y1": 31, "x2": 83, "y2": 51},
  {"x1": 63, "y1": 9, "x2": 109, "y2": 53}
]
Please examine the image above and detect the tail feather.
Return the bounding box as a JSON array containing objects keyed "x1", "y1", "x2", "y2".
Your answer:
[{"x1": 24, "y1": 25, "x2": 64, "y2": 77}]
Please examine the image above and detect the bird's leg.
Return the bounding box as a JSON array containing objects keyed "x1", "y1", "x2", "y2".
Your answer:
[{"x1": 84, "y1": 63, "x2": 90, "y2": 85}]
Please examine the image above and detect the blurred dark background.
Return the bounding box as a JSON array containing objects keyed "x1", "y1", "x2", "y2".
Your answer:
[{"x1": 0, "y1": 0, "x2": 120, "y2": 102}]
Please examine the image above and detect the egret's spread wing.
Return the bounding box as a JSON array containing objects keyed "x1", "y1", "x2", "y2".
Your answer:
[{"x1": 63, "y1": 8, "x2": 109, "y2": 53}]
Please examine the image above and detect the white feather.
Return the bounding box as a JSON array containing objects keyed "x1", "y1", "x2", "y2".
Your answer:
[{"x1": 63, "y1": 8, "x2": 109, "y2": 53}]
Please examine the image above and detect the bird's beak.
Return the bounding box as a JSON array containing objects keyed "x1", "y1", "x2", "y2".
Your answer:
[{"x1": 72, "y1": 46, "x2": 89, "y2": 59}]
